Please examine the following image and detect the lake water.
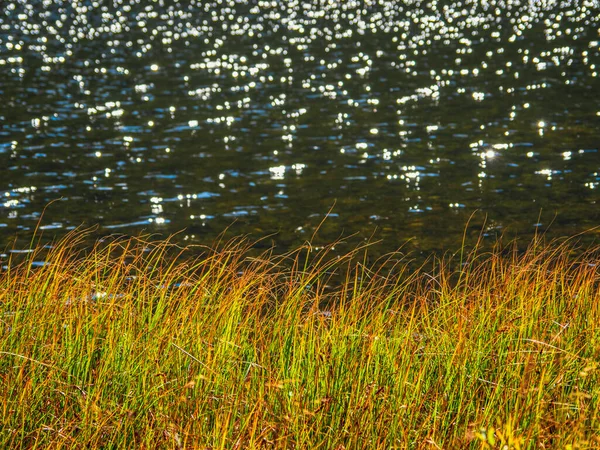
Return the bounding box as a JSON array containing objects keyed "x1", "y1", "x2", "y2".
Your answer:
[{"x1": 1, "y1": 0, "x2": 599, "y2": 258}]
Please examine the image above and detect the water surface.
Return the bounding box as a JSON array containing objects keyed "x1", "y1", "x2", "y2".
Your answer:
[{"x1": 1, "y1": 0, "x2": 599, "y2": 257}]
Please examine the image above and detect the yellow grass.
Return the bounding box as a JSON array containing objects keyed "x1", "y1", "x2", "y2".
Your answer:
[{"x1": 1, "y1": 229, "x2": 599, "y2": 448}]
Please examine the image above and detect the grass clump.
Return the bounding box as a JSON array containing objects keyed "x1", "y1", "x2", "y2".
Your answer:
[{"x1": 1, "y1": 230, "x2": 600, "y2": 449}]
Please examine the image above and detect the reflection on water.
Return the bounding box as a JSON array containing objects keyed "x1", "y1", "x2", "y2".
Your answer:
[{"x1": 1, "y1": 0, "x2": 599, "y2": 256}]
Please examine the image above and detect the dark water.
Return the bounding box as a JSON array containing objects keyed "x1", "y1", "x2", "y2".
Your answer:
[{"x1": 1, "y1": 0, "x2": 600, "y2": 258}]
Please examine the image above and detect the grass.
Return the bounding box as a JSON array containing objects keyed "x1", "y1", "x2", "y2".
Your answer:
[{"x1": 1, "y1": 229, "x2": 599, "y2": 449}]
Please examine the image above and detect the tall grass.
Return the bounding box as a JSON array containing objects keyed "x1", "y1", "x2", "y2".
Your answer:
[{"x1": 1, "y1": 230, "x2": 599, "y2": 448}]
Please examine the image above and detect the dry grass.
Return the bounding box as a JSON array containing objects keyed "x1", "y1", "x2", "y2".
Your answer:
[{"x1": 1, "y1": 229, "x2": 599, "y2": 448}]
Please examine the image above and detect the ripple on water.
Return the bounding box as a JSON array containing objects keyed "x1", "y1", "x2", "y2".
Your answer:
[{"x1": 0, "y1": 0, "x2": 599, "y2": 254}]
